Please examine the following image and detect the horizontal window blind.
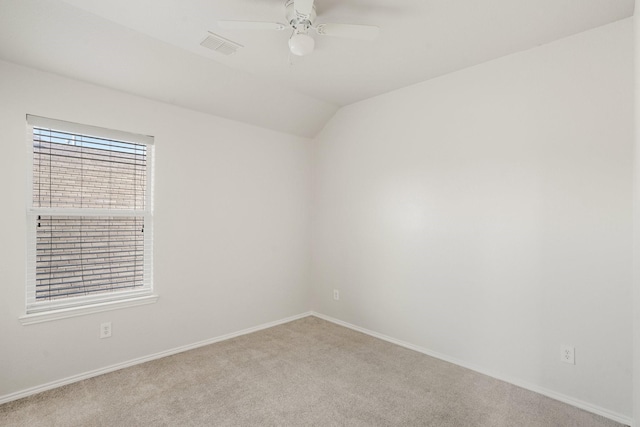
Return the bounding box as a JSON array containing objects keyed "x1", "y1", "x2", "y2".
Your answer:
[
  {"x1": 33, "y1": 128, "x2": 146, "y2": 210},
  {"x1": 35, "y1": 216, "x2": 144, "y2": 301},
  {"x1": 26, "y1": 116, "x2": 154, "y2": 314}
]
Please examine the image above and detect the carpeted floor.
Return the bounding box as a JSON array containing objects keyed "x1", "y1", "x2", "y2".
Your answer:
[{"x1": 0, "y1": 316, "x2": 626, "y2": 426}]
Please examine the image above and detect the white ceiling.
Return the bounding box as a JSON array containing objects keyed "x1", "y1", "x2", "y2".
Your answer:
[{"x1": 0, "y1": 0, "x2": 634, "y2": 137}]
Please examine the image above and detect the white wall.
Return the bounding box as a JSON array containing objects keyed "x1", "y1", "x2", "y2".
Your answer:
[
  {"x1": 312, "y1": 18, "x2": 633, "y2": 419},
  {"x1": 0, "y1": 60, "x2": 312, "y2": 398}
]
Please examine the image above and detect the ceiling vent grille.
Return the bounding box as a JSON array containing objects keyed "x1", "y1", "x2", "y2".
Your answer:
[{"x1": 200, "y1": 32, "x2": 243, "y2": 55}]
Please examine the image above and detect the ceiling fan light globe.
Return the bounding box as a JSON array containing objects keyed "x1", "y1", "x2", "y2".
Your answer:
[{"x1": 288, "y1": 33, "x2": 315, "y2": 56}]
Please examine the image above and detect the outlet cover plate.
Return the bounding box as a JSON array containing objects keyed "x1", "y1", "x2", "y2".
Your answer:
[
  {"x1": 561, "y1": 345, "x2": 575, "y2": 364},
  {"x1": 100, "y1": 322, "x2": 112, "y2": 339}
]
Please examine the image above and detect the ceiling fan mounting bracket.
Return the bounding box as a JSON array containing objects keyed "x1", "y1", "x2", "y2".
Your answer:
[{"x1": 285, "y1": 0, "x2": 316, "y2": 30}]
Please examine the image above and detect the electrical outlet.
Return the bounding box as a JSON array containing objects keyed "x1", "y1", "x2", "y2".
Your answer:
[
  {"x1": 333, "y1": 289, "x2": 340, "y2": 301},
  {"x1": 100, "y1": 322, "x2": 112, "y2": 339},
  {"x1": 561, "y1": 345, "x2": 575, "y2": 364}
]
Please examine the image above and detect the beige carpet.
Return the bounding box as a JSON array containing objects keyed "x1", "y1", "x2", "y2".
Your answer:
[{"x1": 0, "y1": 316, "x2": 626, "y2": 426}]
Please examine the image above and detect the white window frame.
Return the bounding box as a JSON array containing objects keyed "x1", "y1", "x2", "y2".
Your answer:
[{"x1": 20, "y1": 115, "x2": 157, "y2": 325}]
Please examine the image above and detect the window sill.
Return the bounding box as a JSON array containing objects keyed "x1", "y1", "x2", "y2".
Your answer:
[{"x1": 19, "y1": 294, "x2": 159, "y2": 325}]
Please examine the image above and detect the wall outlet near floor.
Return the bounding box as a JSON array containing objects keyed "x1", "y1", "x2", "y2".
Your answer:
[
  {"x1": 100, "y1": 322, "x2": 112, "y2": 339},
  {"x1": 333, "y1": 289, "x2": 340, "y2": 301},
  {"x1": 560, "y1": 345, "x2": 574, "y2": 364}
]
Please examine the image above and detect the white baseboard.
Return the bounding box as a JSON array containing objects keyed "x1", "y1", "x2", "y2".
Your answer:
[
  {"x1": 0, "y1": 311, "x2": 313, "y2": 406},
  {"x1": 311, "y1": 312, "x2": 633, "y2": 427}
]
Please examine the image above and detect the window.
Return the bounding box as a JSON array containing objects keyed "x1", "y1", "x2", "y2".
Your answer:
[{"x1": 23, "y1": 116, "x2": 156, "y2": 323}]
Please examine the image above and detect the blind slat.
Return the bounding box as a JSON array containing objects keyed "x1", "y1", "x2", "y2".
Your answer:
[{"x1": 36, "y1": 282, "x2": 145, "y2": 301}]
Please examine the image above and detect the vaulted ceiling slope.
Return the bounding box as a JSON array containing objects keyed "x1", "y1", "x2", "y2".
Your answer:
[
  {"x1": 0, "y1": 0, "x2": 634, "y2": 137},
  {"x1": 0, "y1": 0, "x2": 338, "y2": 138}
]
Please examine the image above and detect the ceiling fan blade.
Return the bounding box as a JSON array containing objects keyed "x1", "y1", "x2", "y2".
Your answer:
[
  {"x1": 294, "y1": 0, "x2": 314, "y2": 17},
  {"x1": 315, "y1": 23, "x2": 380, "y2": 41},
  {"x1": 218, "y1": 21, "x2": 287, "y2": 31}
]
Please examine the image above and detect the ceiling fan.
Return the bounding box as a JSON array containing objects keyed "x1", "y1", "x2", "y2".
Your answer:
[{"x1": 218, "y1": 0, "x2": 380, "y2": 56}]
